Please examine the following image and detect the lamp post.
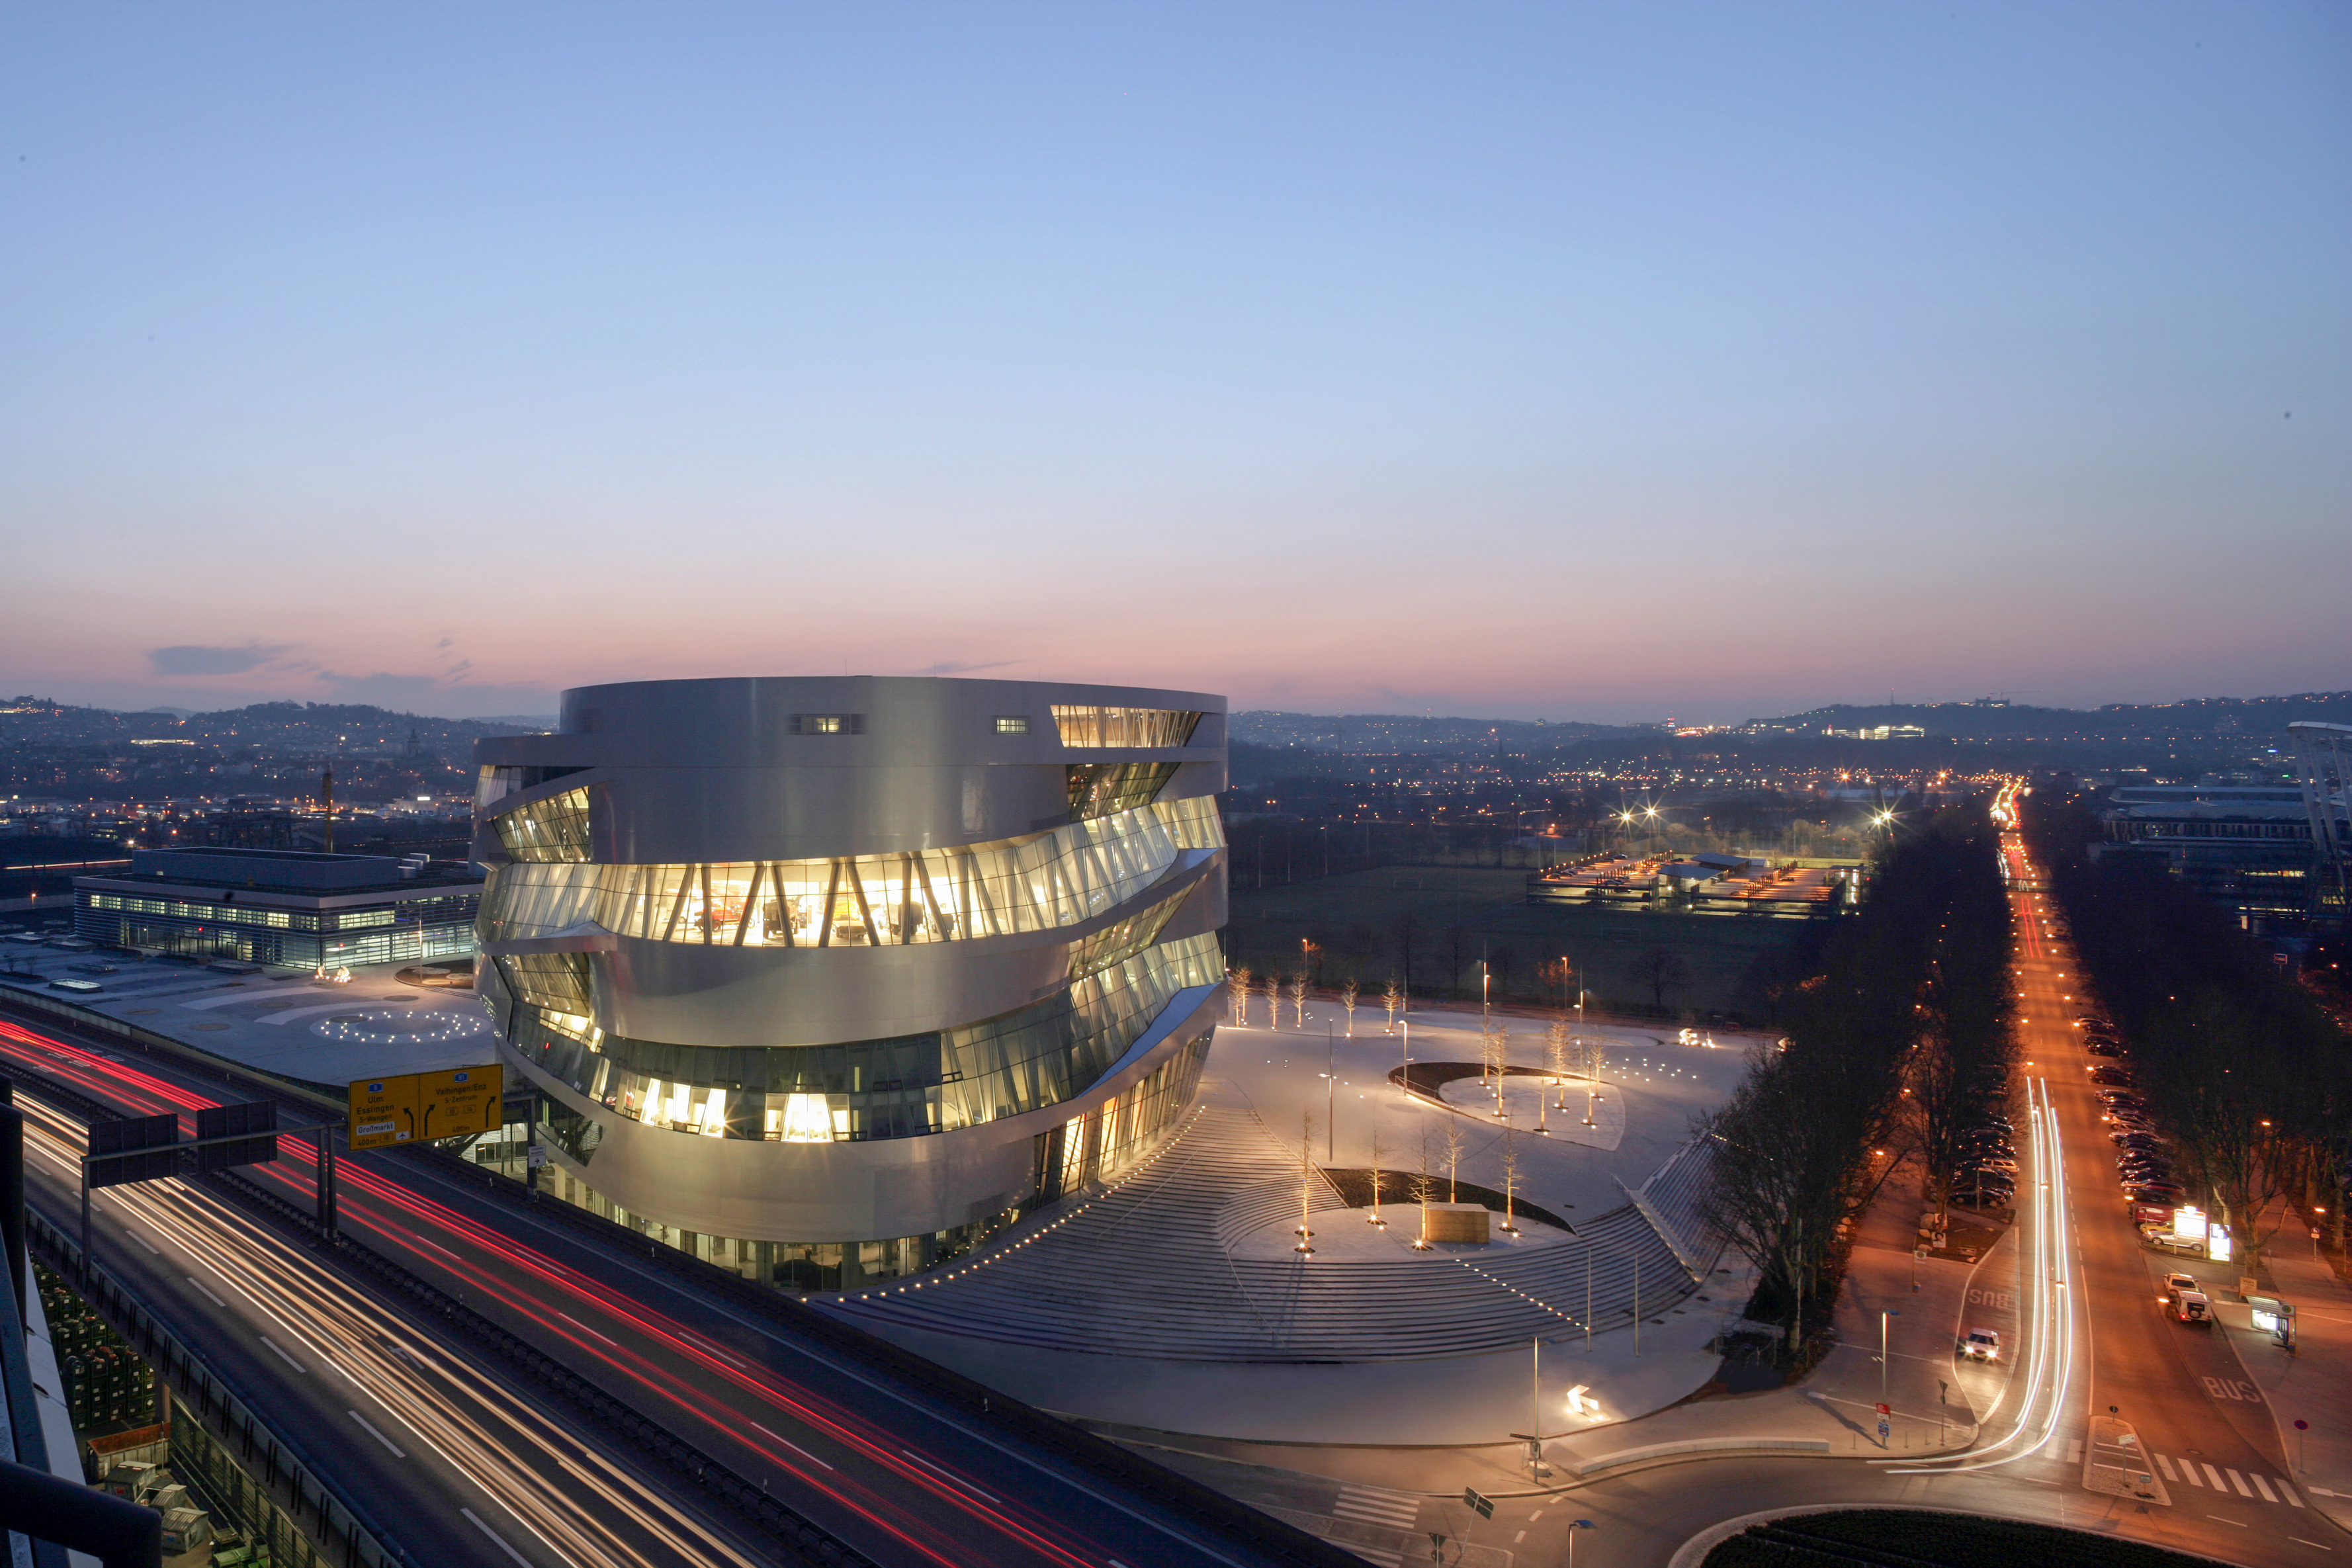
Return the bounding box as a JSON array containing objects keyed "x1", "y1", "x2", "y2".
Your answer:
[
  {"x1": 1567, "y1": 1519, "x2": 1595, "y2": 1568},
  {"x1": 1880, "y1": 1307, "x2": 1900, "y2": 1402}
]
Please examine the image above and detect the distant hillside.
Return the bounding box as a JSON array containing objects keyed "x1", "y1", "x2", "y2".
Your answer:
[
  {"x1": 0, "y1": 697, "x2": 541, "y2": 751},
  {"x1": 1747, "y1": 691, "x2": 2352, "y2": 741},
  {"x1": 1232, "y1": 710, "x2": 1633, "y2": 753}
]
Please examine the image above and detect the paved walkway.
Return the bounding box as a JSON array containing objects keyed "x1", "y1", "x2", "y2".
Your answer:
[
  {"x1": 828, "y1": 1079, "x2": 1723, "y2": 1363},
  {"x1": 2216, "y1": 1209, "x2": 2352, "y2": 1536}
]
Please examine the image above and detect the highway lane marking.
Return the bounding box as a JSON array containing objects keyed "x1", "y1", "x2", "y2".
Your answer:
[
  {"x1": 2228, "y1": 1468, "x2": 2255, "y2": 1497},
  {"x1": 462, "y1": 1507, "x2": 535, "y2": 1567},
  {"x1": 2155, "y1": 1453, "x2": 2177, "y2": 1481},
  {"x1": 900, "y1": 1447, "x2": 1003, "y2": 1506},
  {"x1": 187, "y1": 1276, "x2": 225, "y2": 1307},
  {"x1": 2288, "y1": 1538, "x2": 2333, "y2": 1551},
  {"x1": 259, "y1": 1334, "x2": 306, "y2": 1373},
  {"x1": 394, "y1": 1155, "x2": 1264, "y2": 1568},
  {"x1": 126, "y1": 1230, "x2": 160, "y2": 1254},
  {"x1": 2206, "y1": 1514, "x2": 2248, "y2": 1527},
  {"x1": 2204, "y1": 1462, "x2": 2227, "y2": 1490},
  {"x1": 347, "y1": 1411, "x2": 406, "y2": 1458},
  {"x1": 554, "y1": 1311, "x2": 618, "y2": 1346},
  {"x1": 2282, "y1": 1482, "x2": 2306, "y2": 1508},
  {"x1": 2253, "y1": 1474, "x2": 2281, "y2": 1503},
  {"x1": 748, "y1": 1421, "x2": 834, "y2": 1470}
]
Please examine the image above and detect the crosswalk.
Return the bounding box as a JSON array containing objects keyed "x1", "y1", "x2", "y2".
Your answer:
[
  {"x1": 2066, "y1": 1440, "x2": 2306, "y2": 1509},
  {"x1": 1331, "y1": 1485, "x2": 1422, "y2": 1565},
  {"x1": 2155, "y1": 1451, "x2": 2304, "y2": 1507}
]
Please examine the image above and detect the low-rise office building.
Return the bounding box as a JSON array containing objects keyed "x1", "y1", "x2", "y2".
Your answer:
[
  {"x1": 2091, "y1": 784, "x2": 2318, "y2": 930},
  {"x1": 473, "y1": 676, "x2": 1229, "y2": 1291},
  {"x1": 73, "y1": 847, "x2": 482, "y2": 968}
]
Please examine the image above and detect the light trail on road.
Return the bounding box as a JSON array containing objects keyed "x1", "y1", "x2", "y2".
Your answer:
[
  {"x1": 1884, "y1": 1075, "x2": 2078, "y2": 1475},
  {"x1": 0, "y1": 1012, "x2": 1226, "y2": 1568},
  {"x1": 13, "y1": 1090, "x2": 756, "y2": 1568}
]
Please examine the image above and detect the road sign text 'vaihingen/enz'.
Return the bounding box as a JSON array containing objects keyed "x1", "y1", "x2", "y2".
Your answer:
[{"x1": 347, "y1": 1065, "x2": 504, "y2": 1150}]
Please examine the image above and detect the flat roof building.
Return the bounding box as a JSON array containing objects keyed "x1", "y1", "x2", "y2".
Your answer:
[
  {"x1": 73, "y1": 846, "x2": 483, "y2": 969},
  {"x1": 473, "y1": 676, "x2": 1229, "y2": 1291}
]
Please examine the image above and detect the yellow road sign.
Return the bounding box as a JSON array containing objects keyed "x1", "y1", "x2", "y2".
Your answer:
[
  {"x1": 419, "y1": 1064, "x2": 503, "y2": 1143},
  {"x1": 347, "y1": 1074, "x2": 419, "y2": 1150},
  {"x1": 347, "y1": 1063, "x2": 505, "y2": 1149}
]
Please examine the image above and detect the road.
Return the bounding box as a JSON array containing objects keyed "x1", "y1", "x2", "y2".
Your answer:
[
  {"x1": 0, "y1": 1009, "x2": 1341, "y2": 1568},
  {"x1": 1295, "y1": 787, "x2": 2351, "y2": 1567},
  {"x1": 14, "y1": 1087, "x2": 756, "y2": 1568}
]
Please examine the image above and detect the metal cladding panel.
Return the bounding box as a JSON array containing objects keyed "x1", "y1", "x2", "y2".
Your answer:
[
  {"x1": 597, "y1": 932, "x2": 1074, "y2": 1048},
  {"x1": 508, "y1": 982, "x2": 1222, "y2": 1241},
  {"x1": 588, "y1": 764, "x2": 1068, "y2": 865},
  {"x1": 545, "y1": 676, "x2": 1225, "y2": 769}
]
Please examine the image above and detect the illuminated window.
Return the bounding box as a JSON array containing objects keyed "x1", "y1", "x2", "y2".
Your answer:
[
  {"x1": 993, "y1": 715, "x2": 1029, "y2": 734},
  {"x1": 791, "y1": 714, "x2": 863, "y2": 736},
  {"x1": 480, "y1": 795, "x2": 1224, "y2": 948},
  {"x1": 1049, "y1": 706, "x2": 1203, "y2": 748},
  {"x1": 492, "y1": 787, "x2": 593, "y2": 863}
]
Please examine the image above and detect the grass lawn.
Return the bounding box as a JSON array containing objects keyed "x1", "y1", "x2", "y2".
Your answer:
[{"x1": 1227, "y1": 867, "x2": 1828, "y2": 1024}]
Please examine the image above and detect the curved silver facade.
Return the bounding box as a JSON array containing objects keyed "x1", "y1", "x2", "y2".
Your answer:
[{"x1": 473, "y1": 676, "x2": 1226, "y2": 1289}]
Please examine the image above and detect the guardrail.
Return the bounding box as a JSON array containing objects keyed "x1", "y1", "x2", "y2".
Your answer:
[
  {"x1": 0, "y1": 986, "x2": 344, "y2": 1115},
  {"x1": 7, "y1": 988, "x2": 1366, "y2": 1568},
  {"x1": 24, "y1": 1208, "x2": 401, "y2": 1568}
]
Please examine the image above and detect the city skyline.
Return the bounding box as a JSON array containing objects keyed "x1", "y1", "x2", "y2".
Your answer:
[{"x1": 6, "y1": 3, "x2": 2347, "y2": 723}]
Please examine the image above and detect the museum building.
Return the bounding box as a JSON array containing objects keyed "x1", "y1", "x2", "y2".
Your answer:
[{"x1": 472, "y1": 676, "x2": 1229, "y2": 1290}]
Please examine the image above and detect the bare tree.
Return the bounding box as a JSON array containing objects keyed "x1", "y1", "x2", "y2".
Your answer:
[
  {"x1": 1499, "y1": 1127, "x2": 1522, "y2": 1235},
  {"x1": 1288, "y1": 973, "x2": 1308, "y2": 1028},
  {"x1": 1232, "y1": 965, "x2": 1253, "y2": 1027},
  {"x1": 1411, "y1": 1131, "x2": 1435, "y2": 1248},
  {"x1": 1340, "y1": 977, "x2": 1360, "y2": 1037},
  {"x1": 1546, "y1": 1018, "x2": 1574, "y2": 1110},
  {"x1": 1263, "y1": 973, "x2": 1284, "y2": 1029},
  {"x1": 1628, "y1": 947, "x2": 1690, "y2": 1015},
  {"x1": 1383, "y1": 977, "x2": 1404, "y2": 1035},
  {"x1": 1442, "y1": 1119, "x2": 1466, "y2": 1203},
  {"x1": 1482, "y1": 1023, "x2": 1510, "y2": 1114},
  {"x1": 1367, "y1": 1126, "x2": 1389, "y2": 1227},
  {"x1": 1296, "y1": 1110, "x2": 1318, "y2": 1252}
]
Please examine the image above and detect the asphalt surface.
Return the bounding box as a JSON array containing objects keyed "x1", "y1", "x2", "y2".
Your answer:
[
  {"x1": 0, "y1": 1009, "x2": 1331, "y2": 1568},
  {"x1": 1183, "y1": 789, "x2": 2352, "y2": 1567},
  {"x1": 15, "y1": 1091, "x2": 759, "y2": 1568}
]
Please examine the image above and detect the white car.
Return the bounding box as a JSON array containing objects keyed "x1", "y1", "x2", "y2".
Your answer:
[{"x1": 1960, "y1": 1328, "x2": 2001, "y2": 1362}]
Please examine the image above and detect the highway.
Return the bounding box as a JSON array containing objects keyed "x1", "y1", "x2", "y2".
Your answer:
[
  {"x1": 13, "y1": 1086, "x2": 758, "y2": 1568},
  {"x1": 0, "y1": 1007, "x2": 1343, "y2": 1568}
]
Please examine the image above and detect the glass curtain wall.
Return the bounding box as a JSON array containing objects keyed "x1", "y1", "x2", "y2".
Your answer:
[
  {"x1": 1049, "y1": 706, "x2": 1203, "y2": 748},
  {"x1": 503, "y1": 930, "x2": 1223, "y2": 1143},
  {"x1": 481, "y1": 794, "x2": 1221, "y2": 949},
  {"x1": 1066, "y1": 761, "x2": 1178, "y2": 820},
  {"x1": 493, "y1": 787, "x2": 594, "y2": 862}
]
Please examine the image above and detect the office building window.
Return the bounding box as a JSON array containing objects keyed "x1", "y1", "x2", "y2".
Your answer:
[
  {"x1": 791, "y1": 714, "x2": 863, "y2": 736},
  {"x1": 993, "y1": 715, "x2": 1029, "y2": 734}
]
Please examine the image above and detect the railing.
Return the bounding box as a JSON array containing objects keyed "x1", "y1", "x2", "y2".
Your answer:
[{"x1": 24, "y1": 1209, "x2": 400, "y2": 1568}]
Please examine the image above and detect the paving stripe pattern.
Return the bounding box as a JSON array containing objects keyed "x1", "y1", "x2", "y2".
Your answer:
[
  {"x1": 830, "y1": 1104, "x2": 1730, "y2": 1360},
  {"x1": 2149, "y1": 1452, "x2": 2304, "y2": 1507}
]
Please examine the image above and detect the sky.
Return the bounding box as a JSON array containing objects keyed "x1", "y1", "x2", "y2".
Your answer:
[{"x1": 4, "y1": 3, "x2": 2347, "y2": 725}]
